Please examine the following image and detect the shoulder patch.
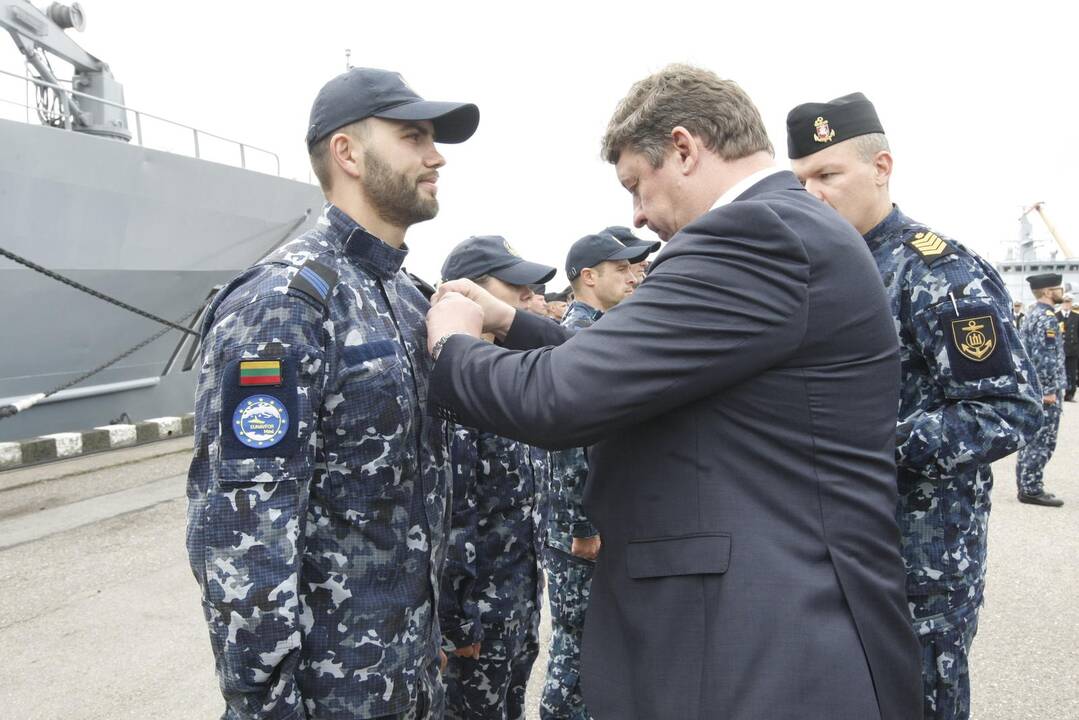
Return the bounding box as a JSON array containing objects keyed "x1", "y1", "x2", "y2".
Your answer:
[
  {"x1": 942, "y1": 304, "x2": 1015, "y2": 381},
  {"x1": 288, "y1": 260, "x2": 338, "y2": 308},
  {"x1": 905, "y1": 230, "x2": 956, "y2": 266}
]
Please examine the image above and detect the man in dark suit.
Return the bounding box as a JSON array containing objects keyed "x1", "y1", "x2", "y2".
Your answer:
[
  {"x1": 424, "y1": 64, "x2": 921, "y2": 720},
  {"x1": 1059, "y1": 295, "x2": 1078, "y2": 401}
]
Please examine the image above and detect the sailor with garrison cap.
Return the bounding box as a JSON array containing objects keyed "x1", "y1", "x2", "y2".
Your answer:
[
  {"x1": 1015, "y1": 273, "x2": 1068, "y2": 507},
  {"x1": 788, "y1": 91, "x2": 1043, "y2": 720},
  {"x1": 186, "y1": 67, "x2": 479, "y2": 720}
]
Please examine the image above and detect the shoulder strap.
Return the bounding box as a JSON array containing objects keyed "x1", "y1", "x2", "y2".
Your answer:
[{"x1": 904, "y1": 229, "x2": 956, "y2": 267}]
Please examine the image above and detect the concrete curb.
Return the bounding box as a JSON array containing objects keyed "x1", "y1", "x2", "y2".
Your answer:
[{"x1": 0, "y1": 413, "x2": 195, "y2": 471}]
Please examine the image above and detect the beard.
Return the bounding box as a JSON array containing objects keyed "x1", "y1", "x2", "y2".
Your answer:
[{"x1": 361, "y1": 147, "x2": 439, "y2": 229}]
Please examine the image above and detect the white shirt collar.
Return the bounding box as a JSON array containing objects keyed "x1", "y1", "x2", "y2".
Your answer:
[{"x1": 710, "y1": 166, "x2": 786, "y2": 211}]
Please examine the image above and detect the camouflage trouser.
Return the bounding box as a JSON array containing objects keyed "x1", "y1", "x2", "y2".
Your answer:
[
  {"x1": 1016, "y1": 400, "x2": 1061, "y2": 495},
  {"x1": 444, "y1": 620, "x2": 540, "y2": 720},
  {"x1": 540, "y1": 546, "x2": 594, "y2": 720},
  {"x1": 370, "y1": 657, "x2": 445, "y2": 720},
  {"x1": 910, "y1": 590, "x2": 982, "y2": 720}
]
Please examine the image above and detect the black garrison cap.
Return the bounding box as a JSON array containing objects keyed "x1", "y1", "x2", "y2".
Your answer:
[
  {"x1": 601, "y1": 225, "x2": 661, "y2": 255},
  {"x1": 566, "y1": 234, "x2": 649, "y2": 281},
  {"x1": 1027, "y1": 273, "x2": 1063, "y2": 290},
  {"x1": 441, "y1": 236, "x2": 556, "y2": 285},
  {"x1": 786, "y1": 92, "x2": 884, "y2": 159},
  {"x1": 306, "y1": 67, "x2": 479, "y2": 150}
]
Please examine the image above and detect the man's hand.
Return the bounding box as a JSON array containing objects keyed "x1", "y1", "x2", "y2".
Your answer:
[
  {"x1": 1044, "y1": 393, "x2": 1058, "y2": 406},
  {"x1": 427, "y1": 291, "x2": 484, "y2": 356},
  {"x1": 433, "y1": 279, "x2": 516, "y2": 338},
  {"x1": 451, "y1": 642, "x2": 481, "y2": 659},
  {"x1": 571, "y1": 535, "x2": 602, "y2": 561},
  {"x1": 439, "y1": 649, "x2": 448, "y2": 673}
]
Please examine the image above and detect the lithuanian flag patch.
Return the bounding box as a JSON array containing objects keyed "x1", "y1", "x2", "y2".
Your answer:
[{"x1": 238, "y1": 360, "x2": 282, "y2": 387}]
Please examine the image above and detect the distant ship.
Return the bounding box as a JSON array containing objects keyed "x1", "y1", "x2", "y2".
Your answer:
[
  {"x1": 996, "y1": 202, "x2": 1078, "y2": 304},
  {"x1": 0, "y1": 1, "x2": 323, "y2": 441}
]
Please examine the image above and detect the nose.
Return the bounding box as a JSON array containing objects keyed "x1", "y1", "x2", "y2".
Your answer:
[
  {"x1": 803, "y1": 179, "x2": 825, "y2": 201},
  {"x1": 426, "y1": 146, "x2": 446, "y2": 169}
]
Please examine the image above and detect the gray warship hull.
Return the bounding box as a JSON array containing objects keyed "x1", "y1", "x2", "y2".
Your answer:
[{"x1": 0, "y1": 117, "x2": 323, "y2": 441}]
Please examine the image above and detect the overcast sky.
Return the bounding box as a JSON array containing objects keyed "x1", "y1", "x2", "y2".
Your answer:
[{"x1": 3, "y1": 0, "x2": 1076, "y2": 288}]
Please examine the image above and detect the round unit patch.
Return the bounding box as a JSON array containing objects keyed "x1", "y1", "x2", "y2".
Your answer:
[{"x1": 232, "y1": 394, "x2": 289, "y2": 449}]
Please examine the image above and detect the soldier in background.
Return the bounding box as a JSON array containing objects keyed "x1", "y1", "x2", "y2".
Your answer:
[
  {"x1": 540, "y1": 233, "x2": 647, "y2": 720},
  {"x1": 1013, "y1": 300, "x2": 1026, "y2": 330},
  {"x1": 186, "y1": 68, "x2": 479, "y2": 719},
  {"x1": 1016, "y1": 275, "x2": 1067, "y2": 506},
  {"x1": 526, "y1": 284, "x2": 551, "y2": 317},
  {"x1": 601, "y1": 225, "x2": 660, "y2": 286},
  {"x1": 1059, "y1": 295, "x2": 1078, "y2": 401},
  {"x1": 544, "y1": 287, "x2": 572, "y2": 322},
  {"x1": 438, "y1": 236, "x2": 555, "y2": 720},
  {"x1": 788, "y1": 92, "x2": 1043, "y2": 720}
]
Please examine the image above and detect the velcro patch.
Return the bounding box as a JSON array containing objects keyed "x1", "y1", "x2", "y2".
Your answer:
[
  {"x1": 288, "y1": 260, "x2": 338, "y2": 308},
  {"x1": 342, "y1": 339, "x2": 397, "y2": 365},
  {"x1": 944, "y1": 306, "x2": 1014, "y2": 381},
  {"x1": 906, "y1": 230, "x2": 956, "y2": 266},
  {"x1": 221, "y1": 357, "x2": 299, "y2": 459}
]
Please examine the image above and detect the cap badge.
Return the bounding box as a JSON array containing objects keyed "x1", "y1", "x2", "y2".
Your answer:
[
  {"x1": 503, "y1": 239, "x2": 522, "y2": 258},
  {"x1": 813, "y1": 116, "x2": 835, "y2": 144},
  {"x1": 951, "y1": 316, "x2": 996, "y2": 362}
]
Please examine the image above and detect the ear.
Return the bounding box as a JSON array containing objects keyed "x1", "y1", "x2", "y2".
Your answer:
[
  {"x1": 580, "y1": 268, "x2": 597, "y2": 288},
  {"x1": 329, "y1": 131, "x2": 363, "y2": 181},
  {"x1": 872, "y1": 150, "x2": 893, "y2": 187},
  {"x1": 670, "y1": 126, "x2": 701, "y2": 176}
]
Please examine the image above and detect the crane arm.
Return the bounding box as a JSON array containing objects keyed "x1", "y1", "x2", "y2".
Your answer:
[{"x1": 0, "y1": 1, "x2": 104, "y2": 72}]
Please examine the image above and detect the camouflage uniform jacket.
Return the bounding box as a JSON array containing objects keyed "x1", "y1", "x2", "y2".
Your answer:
[
  {"x1": 865, "y1": 206, "x2": 1043, "y2": 603},
  {"x1": 440, "y1": 426, "x2": 544, "y2": 648},
  {"x1": 186, "y1": 203, "x2": 450, "y2": 720},
  {"x1": 544, "y1": 301, "x2": 601, "y2": 554},
  {"x1": 1021, "y1": 302, "x2": 1067, "y2": 393}
]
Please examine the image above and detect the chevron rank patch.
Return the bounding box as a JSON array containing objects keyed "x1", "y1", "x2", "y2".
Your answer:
[
  {"x1": 288, "y1": 259, "x2": 338, "y2": 308},
  {"x1": 905, "y1": 230, "x2": 956, "y2": 265}
]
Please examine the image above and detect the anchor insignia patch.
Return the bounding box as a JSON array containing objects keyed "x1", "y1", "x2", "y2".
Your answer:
[{"x1": 951, "y1": 315, "x2": 996, "y2": 363}]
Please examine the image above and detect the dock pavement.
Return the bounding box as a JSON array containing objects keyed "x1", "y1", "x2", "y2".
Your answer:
[{"x1": 1, "y1": 409, "x2": 1077, "y2": 719}]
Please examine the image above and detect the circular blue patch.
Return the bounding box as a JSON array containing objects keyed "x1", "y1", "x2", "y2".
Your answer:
[{"x1": 232, "y1": 394, "x2": 289, "y2": 449}]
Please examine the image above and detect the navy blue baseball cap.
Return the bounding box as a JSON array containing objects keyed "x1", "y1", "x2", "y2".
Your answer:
[
  {"x1": 441, "y1": 236, "x2": 556, "y2": 285},
  {"x1": 566, "y1": 234, "x2": 650, "y2": 281},
  {"x1": 602, "y1": 225, "x2": 661, "y2": 255},
  {"x1": 306, "y1": 67, "x2": 480, "y2": 150}
]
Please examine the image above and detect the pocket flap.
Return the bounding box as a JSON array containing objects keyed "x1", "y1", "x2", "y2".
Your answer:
[
  {"x1": 343, "y1": 340, "x2": 396, "y2": 365},
  {"x1": 626, "y1": 533, "x2": 731, "y2": 579}
]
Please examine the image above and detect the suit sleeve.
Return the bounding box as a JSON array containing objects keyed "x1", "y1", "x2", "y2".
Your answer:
[
  {"x1": 430, "y1": 204, "x2": 809, "y2": 450},
  {"x1": 896, "y1": 260, "x2": 1044, "y2": 475},
  {"x1": 187, "y1": 276, "x2": 325, "y2": 720},
  {"x1": 439, "y1": 426, "x2": 485, "y2": 650}
]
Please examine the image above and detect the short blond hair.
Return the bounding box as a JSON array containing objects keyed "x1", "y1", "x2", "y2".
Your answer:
[{"x1": 601, "y1": 63, "x2": 773, "y2": 167}]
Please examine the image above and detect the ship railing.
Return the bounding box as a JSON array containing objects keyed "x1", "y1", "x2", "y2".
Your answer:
[{"x1": 0, "y1": 67, "x2": 281, "y2": 175}]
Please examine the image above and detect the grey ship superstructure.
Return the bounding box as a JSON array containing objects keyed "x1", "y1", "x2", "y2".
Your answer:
[
  {"x1": 996, "y1": 202, "x2": 1078, "y2": 304},
  {"x1": 0, "y1": 1, "x2": 324, "y2": 441}
]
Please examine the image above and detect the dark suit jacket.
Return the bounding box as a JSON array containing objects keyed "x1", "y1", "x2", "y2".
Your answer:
[
  {"x1": 1058, "y1": 310, "x2": 1079, "y2": 356},
  {"x1": 429, "y1": 172, "x2": 922, "y2": 720}
]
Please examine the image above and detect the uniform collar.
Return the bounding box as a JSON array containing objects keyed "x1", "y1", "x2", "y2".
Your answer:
[
  {"x1": 863, "y1": 205, "x2": 912, "y2": 252},
  {"x1": 567, "y1": 299, "x2": 603, "y2": 321},
  {"x1": 323, "y1": 203, "x2": 408, "y2": 281}
]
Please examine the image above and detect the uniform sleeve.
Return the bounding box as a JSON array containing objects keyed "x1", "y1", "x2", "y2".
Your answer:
[
  {"x1": 550, "y1": 447, "x2": 598, "y2": 539},
  {"x1": 186, "y1": 272, "x2": 326, "y2": 720},
  {"x1": 439, "y1": 426, "x2": 485, "y2": 650},
  {"x1": 896, "y1": 260, "x2": 1043, "y2": 476}
]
